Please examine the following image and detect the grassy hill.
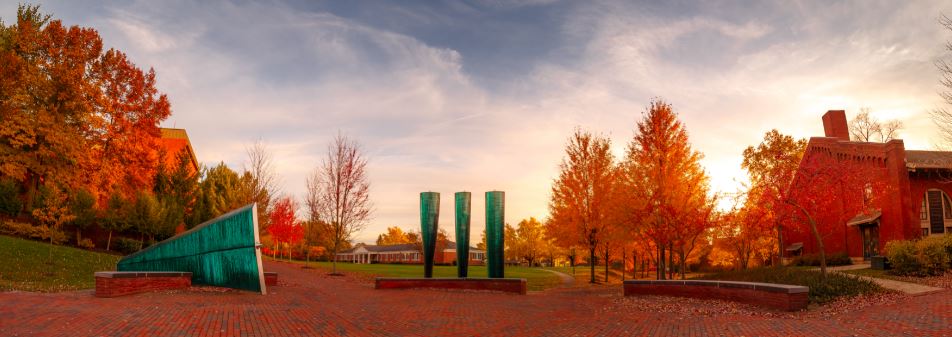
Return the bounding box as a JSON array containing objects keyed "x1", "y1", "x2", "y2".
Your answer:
[{"x1": 0, "y1": 235, "x2": 121, "y2": 292}]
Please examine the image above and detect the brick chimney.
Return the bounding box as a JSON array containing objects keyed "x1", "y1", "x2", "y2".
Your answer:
[{"x1": 822, "y1": 110, "x2": 849, "y2": 141}]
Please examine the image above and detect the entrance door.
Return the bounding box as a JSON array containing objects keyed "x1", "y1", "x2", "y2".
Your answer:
[{"x1": 860, "y1": 225, "x2": 879, "y2": 259}]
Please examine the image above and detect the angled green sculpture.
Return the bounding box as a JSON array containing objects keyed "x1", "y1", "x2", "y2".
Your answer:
[
  {"x1": 486, "y1": 191, "x2": 505, "y2": 278},
  {"x1": 420, "y1": 192, "x2": 440, "y2": 278},
  {"x1": 455, "y1": 192, "x2": 471, "y2": 278},
  {"x1": 116, "y1": 203, "x2": 266, "y2": 294}
]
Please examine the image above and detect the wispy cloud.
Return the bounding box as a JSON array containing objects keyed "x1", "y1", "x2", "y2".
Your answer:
[{"x1": 7, "y1": 0, "x2": 952, "y2": 242}]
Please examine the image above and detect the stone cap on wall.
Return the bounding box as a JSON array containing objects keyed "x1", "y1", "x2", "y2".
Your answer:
[
  {"x1": 94, "y1": 271, "x2": 192, "y2": 278},
  {"x1": 623, "y1": 279, "x2": 808, "y2": 294}
]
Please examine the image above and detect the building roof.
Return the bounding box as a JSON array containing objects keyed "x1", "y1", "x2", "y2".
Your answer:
[
  {"x1": 159, "y1": 128, "x2": 199, "y2": 172},
  {"x1": 339, "y1": 241, "x2": 484, "y2": 254},
  {"x1": 905, "y1": 150, "x2": 952, "y2": 170}
]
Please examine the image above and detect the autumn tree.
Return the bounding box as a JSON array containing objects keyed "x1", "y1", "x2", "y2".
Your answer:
[
  {"x1": 741, "y1": 130, "x2": 807, "y2": 263},
  {"x1": 31, "y1": 184, "x2": 74, "y2": 267},
  {"x1": 269, "y1": 196, "x2": 303, "y2": 262},
  {"x1": 0, "y1": 4, "x2": 170, "y2": 209},
  {"x1": 848, "y1": 107, "x2": 902, "y2": 142},
  {"x1": 785, "y1": 151, "x2": 886, "y2": 277},
  {"x1": 547, "y1": 129, "x2": 617, "y2": 283},
  {"x1": 932, "y1": 14, "x2": 952, "y2": 148},
  {"x1": 243, "y1": 140, "x2": 279, "y2": 234},
  {"x1": 510, "y1": 218, "x2": 545, "y2": 267},
  {"x1": 309, "y1": 133, "x2": 372, "y2": 274},
  {"x1": 719, "y1": 189, "x2": 775, "y2": 270},
  {"x1": 376, "y1": 226, "x2": 413, "y2": 245},
  {"x1": 620, "y1": 99, "x2": 710, "y2": 280}
]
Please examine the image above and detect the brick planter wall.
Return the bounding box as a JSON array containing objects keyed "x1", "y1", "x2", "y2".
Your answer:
[
  {"x1": 623, "y1": 280, "x2": 809, "y2": 311},
  {"x1": 375, "y1": 278, "x2": 527, "y2": 295},
  {"x1": 264, "y1": 272, "x2": 277, "y2": 286},
  {"x1": 95, "y1": 272, "x2": 192, "y2": 298}
]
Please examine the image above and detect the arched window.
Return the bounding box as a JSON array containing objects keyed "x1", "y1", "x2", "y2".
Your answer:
[{"x1": 922, "y1": 189, "x2": 952, "y2": 235}]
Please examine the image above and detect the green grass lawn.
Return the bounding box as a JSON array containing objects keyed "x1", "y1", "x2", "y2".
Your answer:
[
  {"x1": 0, "y1": 235, "x2": 121, "y2": 292},
  {"x1": 290, "y1": 260, "x2": 565, "y2": 291}
]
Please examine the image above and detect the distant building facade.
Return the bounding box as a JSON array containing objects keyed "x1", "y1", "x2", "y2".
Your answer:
[
  {"x1": 784, "y1": 110, "x2": 952, "y2": 260},
  {"x1": 335, "y1": 242, "x2": 486, "y2": 265}
]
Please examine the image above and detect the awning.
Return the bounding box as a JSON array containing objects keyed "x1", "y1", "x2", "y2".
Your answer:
[
  {"x1": 847, "y1": 209, "x2": 882, "y2": 227},
  {"x1": 785, "y1": 242, "x2": 803, "y2": 252}
]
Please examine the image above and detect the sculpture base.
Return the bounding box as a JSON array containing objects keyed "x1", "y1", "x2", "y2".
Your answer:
[{"x1": 375, "y1": 277, "x2": 527, "y2": 295}]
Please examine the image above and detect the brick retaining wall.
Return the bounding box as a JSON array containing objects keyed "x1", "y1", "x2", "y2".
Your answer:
[
  {"x1": 623, "y1": 280, "x2": 809, "y2": 311},
  {"x1": 375, "y1": 278, "x2": 527, "y2": 295},
  {"x1": 94, "y1": 272, "x2": 192, "y2": 298}
]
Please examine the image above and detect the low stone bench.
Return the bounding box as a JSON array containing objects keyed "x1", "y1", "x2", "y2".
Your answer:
[
  {"x1": 94, "y1": 272, "x2": 192, "y2": 298},
  {"x1": 375, "y1": 278, "x2": 528, "y2": 295},
  {"x1": 623, "y1": 280, "x2": 809, "y2": 311},
  {"x1": 264, "y1": 272, "x2": 278, "y2": 286}
]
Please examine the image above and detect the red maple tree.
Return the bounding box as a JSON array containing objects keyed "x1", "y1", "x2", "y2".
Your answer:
[{"x1": 268, "y1": 197, "x2": 303, "y2": 261}]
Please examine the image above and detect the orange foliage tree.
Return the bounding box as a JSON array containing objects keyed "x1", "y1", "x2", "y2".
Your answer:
[
  {"x1": 547, "y1": 129, "x2": 618, "y2": 283},
  {"x1": 741, "y1": 130, "x2": 807, "y2": 262},
  {"x1": 0, "y1": 5, "x2": 170, "y2": 211},
  {"x1": 619, "y1": 99, "x2": 712, "y2": 280}
]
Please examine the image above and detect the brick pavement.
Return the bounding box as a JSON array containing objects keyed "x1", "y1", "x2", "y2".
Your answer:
[{"x1": 1, "y1": 261, "x2": 950, "y2": 336}]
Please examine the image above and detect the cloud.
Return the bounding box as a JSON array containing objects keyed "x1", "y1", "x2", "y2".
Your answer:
[{"x1": 10, "y1": 0, "x2": 952, "y2": 243}]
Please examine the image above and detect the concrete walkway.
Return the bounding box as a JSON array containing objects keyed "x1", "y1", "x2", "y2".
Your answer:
[{"x1": 820, "y1": 264, "x2": 944, "y2": 295}]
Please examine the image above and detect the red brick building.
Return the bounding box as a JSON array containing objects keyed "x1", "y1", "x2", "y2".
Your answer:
[
  {"x1": 336, "y1": 242, "x2": 486, "y2": 266},
  {"x1": 783, "y1": 110, "x2": 952, "y2": 261}
]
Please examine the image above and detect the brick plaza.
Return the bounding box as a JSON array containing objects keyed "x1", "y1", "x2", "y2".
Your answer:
[{"x1": 2, "y1": 261, "x2": 950, "y2": 336}]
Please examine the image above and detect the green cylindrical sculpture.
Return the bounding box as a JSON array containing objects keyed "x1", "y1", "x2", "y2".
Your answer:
[
  {"x1": 486, "y1": 191, "x2": 505, "y2": 278},
  {"x1": 420, "y1": 192, "x2": 440, "y2": 278},
  {"x1": 455, "y1": 192, "x2": 471, "y2": 278}
]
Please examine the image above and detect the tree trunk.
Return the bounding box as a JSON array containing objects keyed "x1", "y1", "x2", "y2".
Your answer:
[
  {"x1": 777, "y1": 221, "x2": 784, "y2": 267},
  {"x1": 604, "y1": 244, "x2": 609, "y2": 283},
  {"x1": 657, "y1": 245, "x2": 665, "y2": 280},
  {"x1": 668, "y1": 243, "x2": 674, "y2": 280},
  {"x1": 76, "y1": 229, "x2": 82, "y2": 246},
  {"x1": 621, "y1": 249, "x2": 626, "y2": 281},
  {"x1": 589, "y1": 246, "x2": 596, "y2": 284},
  {"x1": 106, "y1": 231, "x2": 113, "y2": 251},
  {"x1": 679, "y1": 250, "x2": 687, "y2": 280},
  {"x1": 332, "y1": 242, "x2": 339, "y2": 274}
]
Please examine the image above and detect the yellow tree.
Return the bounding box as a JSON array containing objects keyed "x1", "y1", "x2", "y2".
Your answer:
[
  {"x1": 547, "y1": 129, "x2": 618, "y2": 283},
  {"x1": 376, "y1": 226, "x2": 413, "y2": 245}
]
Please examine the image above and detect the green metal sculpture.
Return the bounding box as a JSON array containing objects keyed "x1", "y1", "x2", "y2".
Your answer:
[
  {"x1": 420, "y1": 192, "x2": 440, "y2": 278},
  {"x1": 116, "y1": 203, "x2": 266, "y2": 294},
  {"x1": 486, "y1": 191, "x2": 505, "y2": 278},
  {"x1": 455, "y1": 192, "x2": 471, "y2": 278}
]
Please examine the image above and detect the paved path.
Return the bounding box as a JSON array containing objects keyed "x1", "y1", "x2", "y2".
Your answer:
[
  {"x1": 821, "y1": 264, "x2": 944, "y2": 295},
  {"x1": 541, "y1": 269, "x2": 575, "y2": 287},
  {"x1": 1, "y1": 261, "x2": 950, "y2": 336}
]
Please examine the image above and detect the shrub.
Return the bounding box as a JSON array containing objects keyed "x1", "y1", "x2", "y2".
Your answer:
[
  {"x1": 885, "y1": 240, "x2": 923, "y2": 276},
  {"x1": 0, "y1": 179, "x2": 21, "y2": 217},
  {"x1": 0, "y1": 221, "x2": 67, "y2": 244},
  {"x1": 77, "y1": 238, "x2": 95, "y2": 250},
  {"x1": 791, "y1": 252, "x2": 852, "y2": 267},
  {"x1": 113, "y1": 237, "x2": 143, "y2": 254},
  {"x1": 696, "y1": 267, "x2": 881, "y2": 304},
  {"x1": 916, "y1": 236, "x2": 950, "y2": 276}
]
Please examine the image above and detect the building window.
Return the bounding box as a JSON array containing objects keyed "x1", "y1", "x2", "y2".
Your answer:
[
  {"x1": 921, "y1": 196, "x2": 928, "y2": 220},
  {"x1": 863, "y1": 183, "x2": 873, "y2": 206},
  {"x1": 945, "y1": 194, "x2": 952, "y2": 219},
  {"x1": 923, "y1": 228, "x2": 930, "y2": 236}
]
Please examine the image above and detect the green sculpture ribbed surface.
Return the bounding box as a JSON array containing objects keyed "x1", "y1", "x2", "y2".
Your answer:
[
  {"x1": 455, "y1": 192, "x2": 471, "y2": 278},
  {"x1": 420, "y1": 192, "x2": 440, "y2": 278},
  {"x1": 486, "y1": 191, "x2": 505, "y2": 278},
  {"x1": 116, "y1": 203, "x2": 266, "y2": 293}
]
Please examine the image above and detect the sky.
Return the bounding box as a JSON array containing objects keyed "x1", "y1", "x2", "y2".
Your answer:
[{"x1": 4, "y1": 0, "x2": 952, "y2": 243}]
